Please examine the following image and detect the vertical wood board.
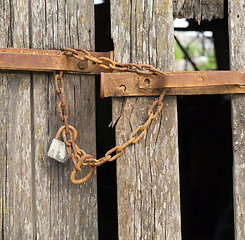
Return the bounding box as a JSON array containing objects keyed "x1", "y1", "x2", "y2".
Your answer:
[
  {"x1": 0, "y1": 1, "x2": 97, "y2": 239},
  {"x1": 0, "y1": 1, "x2": 33, "y2": 239},
  {"x1": 31, "y1": 0, "x2": 97, "y2": 239},
  {"x1": 111, "y1": 0, "x2": 181, "y2": 239},
  {"x1": 229, "y1": 0, "x2": 245, "y2": 239}
]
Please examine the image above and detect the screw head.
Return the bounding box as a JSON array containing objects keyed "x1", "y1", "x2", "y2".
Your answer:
[
  {"x1": 78, "y1": 61, "x2": 88, "y2": 69},
  {"x1": 197, "y1": 76, "x2": 204, "y2": 82}
]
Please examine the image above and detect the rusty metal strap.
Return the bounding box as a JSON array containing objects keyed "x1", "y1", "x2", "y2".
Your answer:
[
  {"x1": 100, "y1": 71, "x2": 245, "y2": 97},
  {"x1": 2, "y1": 47, "x2": 245, "y2": 97},
  {"x1": 0, "y1": 48, "x2": 113, "y2": 74}
]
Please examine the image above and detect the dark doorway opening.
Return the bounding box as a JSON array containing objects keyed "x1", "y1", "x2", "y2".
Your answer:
[
  {"x1": 95, "y1": 1, "x2": 118, "y2": 240},
  {"x1": 178, "y1": 94, "x2": 234, "y2": 240},
  {"x1": 176, "y1": 1, "x2": 234, "y2": 239}
]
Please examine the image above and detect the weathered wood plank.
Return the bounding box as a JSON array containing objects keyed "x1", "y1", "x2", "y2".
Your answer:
[
  {"x1": 174, "y1": 0, "x2": 224, "y2": 22},
  {"x1": 0, "y1": 0, "x2": 34, "y2": 239},
  {"x1": 0, "y1": 2, "x2": 10, "y2": 232},
  {"x1": 6, "y1": 74, "x2": 32, "y2": 239},
  {"x1": 31, "y1": 0, "x2": 97, "y2": 239},
  {"x1": 229, "y1": 1, "x2": 245, "y2": 239},
  {"x1": 173, "y1": 0, "x2": 185, "y2": 17},
  {"x1": 0, "y1": 0, "x2": 16, "y2": 233},
  {"x1": 0, "y1": 74, "x2": 7, "y2": 240},
  {"x1": 111, "y1": 0, "x2": 181, "y2": 239},
  {"x1": 0, "y1": 0, "x2": 97, "y2": 239}
]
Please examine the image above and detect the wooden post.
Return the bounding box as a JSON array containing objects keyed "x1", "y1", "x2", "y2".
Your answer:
[
  {"x1": 0, "y1": 1, "x2": 98, "y2": 239},
  {"x1": 229, "y1": 0, "x2": 245, "y2": 239},
  {"x1": 111, "y1": 1, "x2": 181, "y2": 239}
]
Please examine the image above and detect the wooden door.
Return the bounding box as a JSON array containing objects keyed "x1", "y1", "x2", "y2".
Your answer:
[
  {"x1": 1, "y1": 0, "x2": 243, "y2": 239},
  {"x1": 0, "y1": 1, "x2": 97, "y2": 239}
]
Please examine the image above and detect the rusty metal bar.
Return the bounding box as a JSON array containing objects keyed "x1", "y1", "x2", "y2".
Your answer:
[
  {"x1": 2, "y1": 48, "x2": 245, "y2": 97},
  {"x1": 100, "y1": 71, "x2": 245, "y2": 97},
  {"x1": 0, "y1": 48, "x2": 112, "y2": 74}
]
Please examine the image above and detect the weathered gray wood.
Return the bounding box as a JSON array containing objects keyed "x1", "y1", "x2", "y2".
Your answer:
[
  {"x1": 31, "y1": 1, "x2": 97, "y2": 239},
  {"x1": 174, "y1": 0, "x2": 224, "y2": 22},
  {"x1": 111, "y1": 1, "x2": 181, "y2": 239},
  {"x1": 0, "y1": 0, "x2": 97, "y2": 239},
  {"x1": 0, "y1": 1, "x2": 34, "y2": 239},
  {"x1": 173, "y1": 0, "x2": 185, "y2": 17},
  {"x1": 0, "y1": 73, "x2": 32, "y2": 239},
  {"x1": 0, "y1": 1, "x2": 9, "y2": 230},
  {"x1": 0, "y1": 74, "x2": 7, "y2": 239},
  {"x1": 6, "y1": 74, "x2": 33, "y2": 239},
  {"x1": 229, "y1": 1, "x2": 245, "y2": 239}
]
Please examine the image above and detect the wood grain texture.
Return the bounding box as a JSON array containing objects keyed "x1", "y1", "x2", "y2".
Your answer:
[
  {"x1": 111, "y1": 0, "x2": 181, "y2": 239},
  {"x1": 31, "y1": 0, "x2": 97, "y2": 239},
  {"x1": 0, "y1": 74, "x2": 7, "y2": 239},
  {"x1": 174, "y1": 0, "x2": 224, "y2": 22},
  {"x1": 0, "y1": 1, "x2": 33, "y2": 239},
  {"x1": 173, "y1": 0, "x2": 185, "y2": 17},
  {"x1": 0, "y1": 0, "x2": 97, "y2": 239},
  {"x1": 229, "y1": 0, "x2": 245, "y2": 239},
  {"x1": 0, "y1": 2, "x2": 10, "y2": 232}
]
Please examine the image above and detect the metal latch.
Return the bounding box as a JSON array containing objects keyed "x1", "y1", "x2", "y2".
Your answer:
[
  {"x1": 0, "y1": 48, "x2": 244, "y2": 97},
  {"x1": 100, "y1": 71, "x2": 245, "y2": 97},
  {"x1": 0, "y1": 48, "x2": 113, "y2": 74},
  {"x1": 2, "y1": 46, "x2": 244, "y2": 184}
]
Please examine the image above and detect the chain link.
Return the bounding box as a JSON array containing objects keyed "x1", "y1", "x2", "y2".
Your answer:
[
  {"x1": 61, "y1": 47, "x2": 167, "y2": 75},
  {"x1": 54, "y1": 48, "x2": 170, "y2": 184},
  {"x1": 54, "y1": 71, "x2": 82, "y2": 172}
]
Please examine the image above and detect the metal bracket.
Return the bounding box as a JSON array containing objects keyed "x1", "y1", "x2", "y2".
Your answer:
[
  {"x1": 100, "y1": 71, "x2": 245, "y2": 97},
  {"x1": 0, "y1": 48, "x2": 113, "y2": 74}
]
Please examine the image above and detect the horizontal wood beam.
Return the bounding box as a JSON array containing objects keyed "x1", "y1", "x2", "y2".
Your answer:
[{"x1": 174, "y1": 0, "x2": 224, "y2": 22}]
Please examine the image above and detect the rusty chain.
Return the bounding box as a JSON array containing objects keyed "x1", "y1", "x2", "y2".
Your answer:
[
  {"x1": 54, "y1": 47, "x2": 169, "y2": 184},
  {"x1": 61, "y1": 47, "x2": 166, "y2": 75}
]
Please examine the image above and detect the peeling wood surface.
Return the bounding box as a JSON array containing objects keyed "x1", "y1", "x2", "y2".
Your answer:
[
  {"x1": 173, "y1": 0, "x2": 185, "y2": 17},
  {"x1": 0, "y1": 1, "x2": 97, "y2": 239},
  {"x1": 229, "y1": 0, "x2": 245, "y2": 239},
  {"x1": 111, "y1": 1, "x2": 181, "y2": 239},
  {"x1": 174, "y1": 0, "x2": 224, "y2": 22}
]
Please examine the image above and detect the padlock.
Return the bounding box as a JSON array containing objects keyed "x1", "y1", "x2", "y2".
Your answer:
[{"x1": 48, "y1": 125, "x2": 77, "y2": 163}]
